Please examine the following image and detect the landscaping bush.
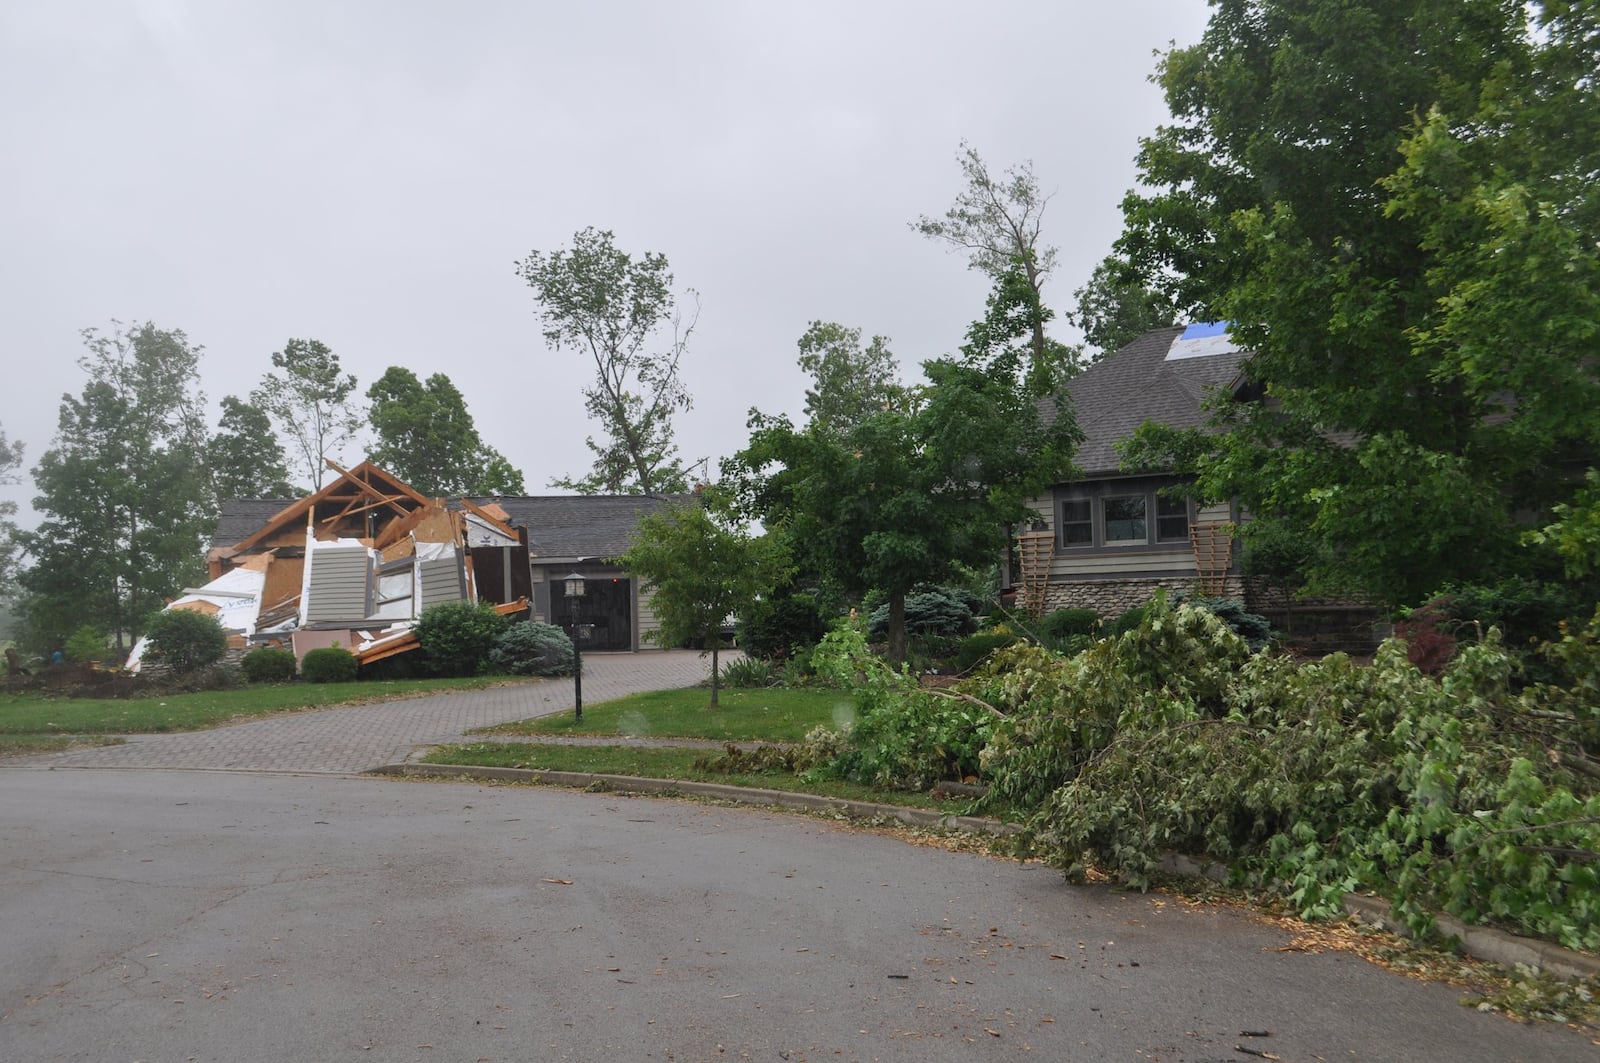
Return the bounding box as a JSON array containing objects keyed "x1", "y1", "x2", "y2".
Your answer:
[
  {"x1": 719, "y1": 656, "x2": 779, "y2": 688},
  {"x1": 300, "y1": 646, "x2": 357, "y2": 684},
  {"x1": 416, "y1": 601, "x2": 507, "y2": 676},
  {"x1": 1183, "y1": 596, "x2": 1274, "y2": 652},
  {"x1": 488, "y1": 621, "x2": 574, "y2": 677},
  {"x1": 65, "y1": 624, "x2": 108, "y2": 663},
  {"x1": 1039, "y1": 608, "x2": 1099, "y2": 641},
  {"x1": 1108, "y1": 602, "x2": 1152, "y2": 637},
  {"x1": 739, "y1": 593, "x2": 828, "y2": 660},
  {"x1": 953, "y1": 631, "x2": 1020, "y2": 673},
  {"x1": 143, "y1": 609, "x2": 228, "y2": 675},
  {"x1": 866, "y1": 586, "x2": 975, "y2": 640},
  {"x1": 242, "y1": 646, "x2": 298, "y2": 683}
]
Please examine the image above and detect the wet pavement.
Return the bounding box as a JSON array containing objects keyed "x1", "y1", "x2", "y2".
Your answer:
[{"x1": 7, "y1": 650, "x2": 719, "y2": 775}]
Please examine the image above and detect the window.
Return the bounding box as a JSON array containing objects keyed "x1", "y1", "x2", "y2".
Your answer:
[
  {"x1": 1102, "y1": 496, "x2": 1147, "y2": 544},
  {"x1": 1060, "y1": 498, "x2": 1093, "y2": 545},
  {"x1": 1056, "y1": 481, "x2": 1196, "y2": 550},
  {"x1": 1156, "y1": 494, "x2": 1190, "y2": 543}
]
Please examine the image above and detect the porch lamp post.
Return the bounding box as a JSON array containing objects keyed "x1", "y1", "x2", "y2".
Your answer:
[{"x1": 562, "y1": 572, "x2": 586, "y2": 721}]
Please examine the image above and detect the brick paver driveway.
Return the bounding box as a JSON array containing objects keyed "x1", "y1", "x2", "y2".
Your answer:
[{"x1": 10, "y1": 650, "x2": 718, "y2": 775}]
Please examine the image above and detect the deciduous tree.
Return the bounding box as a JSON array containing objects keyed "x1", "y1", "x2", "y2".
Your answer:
[
  {"x1": 1068, "y1": 253, "x2": 1175, "y2": 362},
  {"x1": 1116, "y1": 0, "x2": 1600, "y2": 604},
  {"x1": 914, "y1": 142, "x2": 1062, "y2": 382},
  {"x1": 515, "y1": 227, "x2": 696, "y2": 495},
  {"x1": 208, "y1": 396, "x2": 298, "y2": 503},
  {"x1": 794, "y1": 321, "x2": 902, "y2": 433},
  {"x1": 251, "y1": 338, "x2": 363, "y2": 490},
  {"x1": 366, "y1": 367, "x2": 525, "y2": 496},
  {"x1": 0, "y1": 423, "x2": 23, "y2": 602},
  {"x1": 621, "y1": 500, "x2": 789, "y2": 706},
  {"x1": 729, "y1": 275, "x2": 1079, "y2": 663},
  {"x1": 20, "y1": 322, "x2": 211, "y2": 650}
]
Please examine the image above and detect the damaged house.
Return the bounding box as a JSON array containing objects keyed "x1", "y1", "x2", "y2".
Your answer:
[{"x1": 129, "y1": 460, "x2": 682, "y2": 672}]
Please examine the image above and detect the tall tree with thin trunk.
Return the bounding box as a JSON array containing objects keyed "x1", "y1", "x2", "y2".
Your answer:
[
  {"x1": 20, "y1": 322, "x2": 211, "y2": 651},
  {"x1": 251, "y1": 338, "x2": 363, "y2": 490},
  {"x1": 515, "y1": 227, "x2": 696, "y2": 496},
  {"x1": 914, "y1": 142, "x2": 1062, "y2": 385}
]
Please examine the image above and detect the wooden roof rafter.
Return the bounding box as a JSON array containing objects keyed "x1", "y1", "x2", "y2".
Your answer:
[{"x1": 225, "y1": 459, "x2": 434, "y2": 555}]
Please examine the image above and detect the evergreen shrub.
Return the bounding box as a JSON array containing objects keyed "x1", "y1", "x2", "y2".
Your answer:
[
  {"x1": 301, "y1": 646, "x2": 357, "y2": 683},
  {"x1": 143, "y1": 610, "x2": 228, "y2": 675},
  {"x1": 242, "y1": 646, "x2": 297, "y2": 683}
]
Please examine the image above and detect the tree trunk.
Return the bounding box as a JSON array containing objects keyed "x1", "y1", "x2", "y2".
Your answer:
[
  {"x1": 886, "y1": 589, "x2": 908, "y2": 667},
  {"x1": 709, "y1": 642, "x2": 721, "y2": 707}
]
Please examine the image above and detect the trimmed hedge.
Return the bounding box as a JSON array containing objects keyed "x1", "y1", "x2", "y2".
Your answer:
[
  {"x1": 143, "y1": 609, "x2": 228, "y2": 675},
  {"x1": 242, "y1": 647, "x2": 298, "y2": 683},
  {"x1": 301, "y1": 646, "x2": 357, "y2": 684}
]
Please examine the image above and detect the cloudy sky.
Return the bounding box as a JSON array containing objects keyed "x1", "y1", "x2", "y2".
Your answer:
[{"x1": 1, "y1": 1, "x2": 1211, "y2": 521}]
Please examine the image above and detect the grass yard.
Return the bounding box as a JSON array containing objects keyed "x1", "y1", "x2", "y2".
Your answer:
[
  {"x1": 472, "y1": 686, "x2": 860, "y2": 743},
  {"x1": 422, "y1": 740, "x2": 943, "y2": 810},
  {"x1": 0, "y1": 675, "x2": 531, "y2": 737}
]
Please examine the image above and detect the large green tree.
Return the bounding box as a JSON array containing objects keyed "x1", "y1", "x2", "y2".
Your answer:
[
  {"x1": 19, "y1": 323, "x2": 212, "y2": 650},
  {"x1": 794, "y1": 321, "x2": 903, "y2": 433},
  {"x1": 515, "y1": 227, "x2": 696, "y2": 495},
  {"x1": 621, "y1": 500, "x2": 790, "y2": 706},
  {"x1": 208, "y1": 396, "x2": 298, "y2": 503},
  {"x1": 366, "y1": 367, "x2": 525, "y2": 496},
  {"x1": 251, "y1": 338, "x2": 364, "y2": 490},
  {"x1": 1117, "y1": 0, "x2": 1600, "y2": 604},
  {"x1": 1068, "y1": 253, "x2": 1176, "y2": 362},
  {"x1": 729, "y1": 273, "x2": 1079, "y2": 663}
]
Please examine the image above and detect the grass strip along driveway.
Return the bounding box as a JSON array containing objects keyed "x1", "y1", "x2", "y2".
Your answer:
[
  {"x1": 429, "y1": 686, "x2": 949, "y2": 811},
  {"x1": 0, "y1": 675, "x2": 529, "y2": 756}
]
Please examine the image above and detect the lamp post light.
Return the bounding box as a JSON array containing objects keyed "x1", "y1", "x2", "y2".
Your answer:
[{"x1": 562, "y1": 571, "x2": 586, "y2": 721}]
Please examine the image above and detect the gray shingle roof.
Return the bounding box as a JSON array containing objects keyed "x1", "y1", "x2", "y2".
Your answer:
[
  {"x1": 1044, "y1": 326, "x2": 1250, "y2": 477},
  {"x1": 470, "y1": 494, "x2": 693, "y2": 560},
  {"x1": 212, "y1": 499, "x2": 299, "y2": 550}
]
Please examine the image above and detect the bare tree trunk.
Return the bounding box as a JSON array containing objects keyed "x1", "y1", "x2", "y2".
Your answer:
[
  {"x1": 709, "y1": 642, "x2": 720, "y2": 707},
  {"x1": 887, "y1": 589, "x2": 908, "y2": 667}
]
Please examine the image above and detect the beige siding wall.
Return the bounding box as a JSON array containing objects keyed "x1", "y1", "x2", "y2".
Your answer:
[
  {"x1": 635, "y1": 581, "x2": 662, "y2": 649},
  {"x1": 1051, "y1": 548, "x2": 1195, "y2": 579}
]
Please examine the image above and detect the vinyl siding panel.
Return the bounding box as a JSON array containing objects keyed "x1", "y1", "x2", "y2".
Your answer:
[
  {"x1": 1050, "y1": 548, "x2": 1195, "y2": 579},
  {"x1": 418, "y1": 556, "x2": 465, "y2": 610},
  {"x1": 636, "y1": 581, "x2": 661, "y2": 649},
  {"x1": 304, "y1": 547, "x2": 371, "y2": 623}
]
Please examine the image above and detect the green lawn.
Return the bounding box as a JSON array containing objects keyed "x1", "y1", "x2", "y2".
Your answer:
[
  {"x1": 422, "y1": 741, "x2": 945, "y2": 810},
  {"x1": 472, "y1": 686, "x2": 860, "y2": 742},
  {"x1": 0, "y1": 676, "x2": 533, "y2": 736}
]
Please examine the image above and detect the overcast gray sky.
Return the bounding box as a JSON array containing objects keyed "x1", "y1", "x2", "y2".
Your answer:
[{"x1": 0, "y1": 1, "x2": 1210, "y2": 521}]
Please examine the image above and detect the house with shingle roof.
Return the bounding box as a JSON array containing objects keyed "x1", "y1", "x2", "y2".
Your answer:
[
  {"x1": 137, "y1": 461, "x2": 688, "y2": 671},
  {"x1": 1014, "y1": 324, "x2": 1250, "y2": 618}
]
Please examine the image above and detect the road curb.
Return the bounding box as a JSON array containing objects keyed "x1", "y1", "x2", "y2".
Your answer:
[
  {"x1": 366, "y1": 761, "x2": 1020, "y2": 837},
  {"x1": 372, "y1": 763, "x2": 1597, "y2": 983},
  {"x1": 1158, "y1": 853, "x2": 1600, "y2": 982}
]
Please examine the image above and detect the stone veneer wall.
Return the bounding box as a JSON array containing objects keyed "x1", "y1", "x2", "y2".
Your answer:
[{"x1": 1042, "y1": 575, "x2": 1247, "y2": 618}]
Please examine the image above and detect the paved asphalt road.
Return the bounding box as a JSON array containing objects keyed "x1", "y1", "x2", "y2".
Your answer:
[{"x1": 1, "y1": 652, "x2": 1594, "y2": 1061}]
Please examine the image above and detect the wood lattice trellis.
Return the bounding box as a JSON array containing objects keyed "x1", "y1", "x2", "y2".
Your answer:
[
  {"x1": 1015, "y1": 530, "x2": 1056, "y2": 618},
  {"x1": 1189, "y1": 521, "x2": 1234, "y2": 596}
]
